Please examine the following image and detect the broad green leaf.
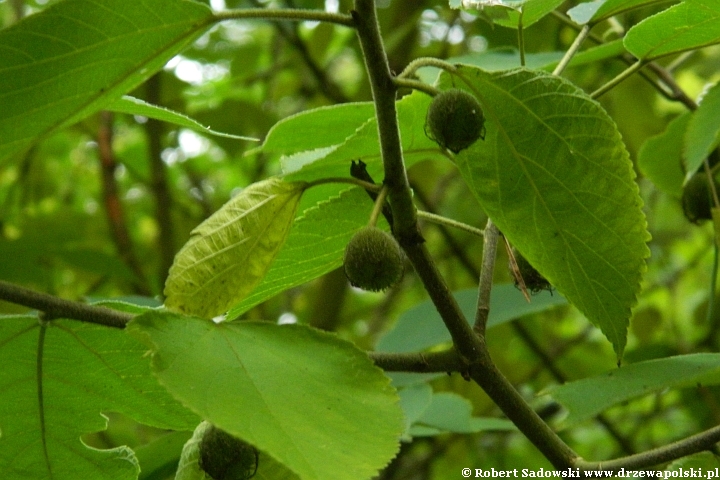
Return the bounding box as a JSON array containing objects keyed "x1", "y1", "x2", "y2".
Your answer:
[
  {"x1": 135, "y1": 431, "x2": 192, "y2": 480},
  {"x1": 175, "y1": 422, "x2": 298, "y2": 480},
  {"x1": 164, "y1": 177, "x2": 307, "y2": 319},
  {"x1": 460, "y1": 0, "x2": 565, "y2": 28},
  {"x1": 109, "y1": 96, "x2": 258, "y2": 141},
  {"x1": 246, "y1": 102, "x2": 375, "y2": 159},
  {"x1": 376, "y1": 284, "x2": 567, "y2": 353},
  {"x1": 0, "y1": 315, "x2": 199, "y2": 480},
  {"x1": 448, "y1": 66, "x2": 649, "y2": 359},
  {"x1": 227, "y1": 185, "x2": 376, "y2": 318},
  {"x1": 567, "y1": 0, "x2": 667, "y2": 25},
  {"x1": 666, "y1": 452, "x2": 720, "y2": 475},
  {"x1": 0, "y1": 0, "x2": 213, "y2": 163},
  {"x1": 410, "y1": 392, "x2": 516, "y2": 437},
  {"x1": 283, "y1": 89, "x2": 443, "y2": 182},
  {"x1": 638, "y1": 112, "x2": 689, "y2": 198},
  {"x1": 544, "y1": 353, "x2": 720, "y2": 426},
  {"x1": 624, "y1": 0, "x2": 720, "y2": 60},
  {"x1": 685, "y1": 82, "x2": 720, "y2": 176},
  {"x1": 128, "y1": 312, "x2": 404, "y2": 480},
  {"x1": 397, "y1": 384, "x2": 433, "y2": 439}
]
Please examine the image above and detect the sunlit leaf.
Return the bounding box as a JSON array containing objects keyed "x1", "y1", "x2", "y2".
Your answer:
[
  {"x1": 447, "y1": 66, "x2": 649, "y2": 359},
  {"x1": 0, "y1": 0, "x2": 212, "y2": 162},
  {"x1": 459, "y1": 0, "x2": 565, "y2": 28},
  {"x1": 624, "y1": 0, "x2": 720, "y2": 60},
  {"x1": 109, "y1": 96, "x2": 258, "y2": 141},
  {"x1": 684, "y1": 81, "x2": 720, "y2": 176},
  {"x1": 544, "y1": 353, "x2": 720, "y2": 426},
  {"x1": 164, "y1": 177, "x2": 307, "y2": 319},
  {"x1": 0, "y1": 315, "x2": 199, "y2": 480},
  {"x1": 129, "y1": 311, "x2": 404, "y2": 480}
]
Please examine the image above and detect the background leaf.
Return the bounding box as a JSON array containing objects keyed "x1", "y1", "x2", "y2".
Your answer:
[
  {"x1": 128, "y1": 311, "x2": 404, "y2": 480},
  {"x1": 0, "y1": 315, "x2": 199, "y2": 480},
  {"x1": 638, "y1": 112, "x2": 689, "y2": 198},
  {"x1": 624, "y1": 0, "x2": 720, "y2": 60},
  {"x1": 567, "y1": 0, "x2": 667, "y2": 25},
  {"x1": 164, "y1": 178, "x2": 307, "y2": 319},
  {"x1": 461, "y1": 0, "x2": 565, "y2": 29},
  {"x1": 0, "y1": 0, "x2": 212, "y2": 163},
  {"x1": 448, "y1": 66, "x2": 649, "y2": 359},
  {"x1": 684, "y1": 81, "x2": 720, "y2": 176},
  {"x1": 376, "y1": 284, "x2": 567, "y2": 353},
  {"x1": 544, "y1": 353, "x2": 720, "y2": 427},
  {"x1": 109, "y1": 96, "x2": 257, "y2": 141}
]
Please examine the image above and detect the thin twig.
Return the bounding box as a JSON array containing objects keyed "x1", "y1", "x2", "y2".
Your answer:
[
  {"x1": 553, "y1": 25, "x2": 591, "y2": 76},
  {"x1": 369, "y1": 349, "x2": 463, "y2": 373},
  {"x1": 416, "y1": 211, "x2": 484, "y2": 239},
  {"x1": 397, "y1": 57, "x2": 457, "y2": 79},
  {"x1": 214, "y1": 8, "x2": 355, "y2": 27},
  {"x1": 392, "y1": 77, "x2": 439, "y2": 97},
  {"x1": 0, "y1": 280, "x2": 132, "y2": 328},
  {"x1": 474, "y1": 220, "x2": 499, "y2": 337}
]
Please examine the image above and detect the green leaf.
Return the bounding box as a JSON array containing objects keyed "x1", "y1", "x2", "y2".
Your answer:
[
  {"x1": 0, "y1": 0, "x2": 213, "y2": 163},
  {"x1": 567, "y1": 0, "x2": 667, "y2": 25},
  {"x1": 109, "y1": 96, "x2": 258, "y2": 141},
  {"x1": 164, "y1": 177, "x2": 307, "y2": 319},
  {"x1": 624, "y1": 0, "x2": 720, "y2": 60},
  {"x1": 0, "y1": 315, "x2": 199, "y2": 480},
  {"x1": 128, "y1": 311, "x2": 404, "y2": 480},
  {"x1": 247, "y1": 102, "x2": 375, "y2": 159},
  {"x1": 461, "y1": 0, "x2": 565, "y2": 28},
  {"x1": 377, "y1": 284, "x2": 567, "y2": 353},
  {"x1": 410, "y1": 392, "x2": 516, "y2": 437},
  {"x1": 397, "y1": 384, "x2": 433, "y2": 439},
  {"x1": 685, "y1": 82, "x2": 720, "y2": 176},
  {"x1": 638, "y1": 112, "x2": 690, "y2": 198},
  {"x1": 544, "y1": 353, "x2": 720, "y2": 427},
  {"x1": 135, "y1": 431, "x2": 192, "y2": 480},
  {"x1": 448, "y1": 66, "x2": 649, "y2": 359},
  {"x1": 227, "y1": 185, "x2": 375, "y2": 317}
]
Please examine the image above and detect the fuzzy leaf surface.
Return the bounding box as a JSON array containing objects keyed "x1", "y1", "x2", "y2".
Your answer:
[
  {"x1": 624, "y1": 0, "x2": 720, "y2": 60},
  {"x1": 0, "y1": 315, "x2": 199, "y2": 480},
  {"x1": 0, "y1": 0, "x2": 211, "y2": 162},
  {"x1": 164, "y1": 178, "x2": 306, "y2": 319},
  {"x1": 544, "y1": 353, "x2": 720, "y2": 426},
  {"x1": 685, "y1": 82, "x2": 720, "y2": 176},
  {"x1": 129, "y1": 312, "x2": 403, "y2": 480},
  {"x1": 449, "y1": 66, "x2": 649, "y2": 358}
]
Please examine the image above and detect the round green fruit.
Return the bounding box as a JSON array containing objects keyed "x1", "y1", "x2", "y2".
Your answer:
[
  {"x1": 425, "y1": 88, "x2": 485, "y2": 153},
  {"x1": 343, "y1": 227, "x2": 403, "y2": 292},
  {"x1": 682, "y1": 172, "x2": 717, "y2": 224},
  {"x1": 199, "y1": 424, "x2": 258, "y2": 480}
]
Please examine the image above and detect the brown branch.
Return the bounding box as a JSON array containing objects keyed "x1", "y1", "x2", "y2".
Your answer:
[
  {"x1": 369, "y1": 349, "x2": 463, "y2": 373},
  {"x1": 97, "y1": 111, "x2": 151, "y2": 295},
  {"x1": 144, "y1": 74, "x2": 175, "y2": 290},
  {"x1": 0, "y1": 280, "x2": 132, "y2": 329}
]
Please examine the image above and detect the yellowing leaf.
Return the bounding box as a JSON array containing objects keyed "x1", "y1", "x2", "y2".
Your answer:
[{"x1": 164, "y1": 178, "x2": 307, "y2": 319}]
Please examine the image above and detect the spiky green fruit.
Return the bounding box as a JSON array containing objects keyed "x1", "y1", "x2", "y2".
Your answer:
[
  {"x1": 343, "y1": 227, "x2": 403, "y2": 292},
  {"x1": 682, "y1": 172, "x2": 717, "y2": 224},
  {"x1": 199, "y1": 424, "x2": 258, "y2": 480},
  {"x1": 425, "y1": 88, "x2": 485, "y2": 153}
]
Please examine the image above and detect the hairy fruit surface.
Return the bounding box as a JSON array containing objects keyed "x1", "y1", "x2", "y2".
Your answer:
[
  {"x1": 199, "y1": 424, "x2": 259, "y2": 480},
  {"x1": 343, "y1": 227, "x2": 403, "y2": 292},
  {"x1": 425, "y1": 88, "x2": 485, "y2": 153},
  {"x1": 682, "y1": 172, "x2": 717, "y2": 224}
]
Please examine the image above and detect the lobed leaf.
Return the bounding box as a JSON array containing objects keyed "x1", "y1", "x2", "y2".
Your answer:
[
  {"x1": 164, "y1": 177, "x2": 307, "y2": 319},
  {"x1": 544, "y1": 353, "x2": 720, "y2": 427},
  {"x1": 684, "y1": 81, "x2": 720, "y2": 176},
  {"x1": 448, "y1": 66, "x2": 649, "y2": 359},
  {"x1": 0, "y1": 315, "x2": 199, "y2": 480},
  {"x1": 0, "y1": 0, "x2": 212, "y2": 163},
  {"x1": 128, "y1": 311, "x2": 404, "y2": 480},
  {"x1": 624, "y1": 0, "x2": 720, "y2": 60}
]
